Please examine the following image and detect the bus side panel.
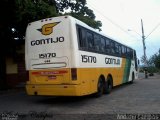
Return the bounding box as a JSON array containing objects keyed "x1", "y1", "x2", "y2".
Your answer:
[
  {"x1": 77, "y1": 67, "x2": 128, "y2": 95},
  {"x1": 77, "y1": 51, "x2": 131, "y2": 89},
  {"x1": 77, "y1": 68, "x2": 100, "y2": 95}
]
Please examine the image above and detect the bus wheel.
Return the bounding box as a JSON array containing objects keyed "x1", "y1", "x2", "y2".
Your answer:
[
  {"x1": 103, "y1": 76, "x2": 112, "y2": 94},
  {"x1": 94, "y1": 78, "x2": 104, "y2": 97}
]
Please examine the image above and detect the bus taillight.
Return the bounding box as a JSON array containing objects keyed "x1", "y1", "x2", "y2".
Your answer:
[{"x1": 71, "y1": 68, "x2": 77, "y2": 80}]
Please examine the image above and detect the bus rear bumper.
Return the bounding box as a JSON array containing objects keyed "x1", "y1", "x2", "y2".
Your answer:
[{"x1": 26, "y1": 84, "x2": 84, "y2": 96}]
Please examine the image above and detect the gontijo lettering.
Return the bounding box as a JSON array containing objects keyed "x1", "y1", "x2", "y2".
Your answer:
[
  {"x1": 105, "y1": 57, "x2": 120, "y2": 65},
  {"x1": 30, "y1": 37, "x2": 64, "y2": 46}
]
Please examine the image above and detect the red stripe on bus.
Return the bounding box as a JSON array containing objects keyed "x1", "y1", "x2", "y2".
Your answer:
[{"x1": 32, "y1": 71, "x2": 68, "y2": 75}]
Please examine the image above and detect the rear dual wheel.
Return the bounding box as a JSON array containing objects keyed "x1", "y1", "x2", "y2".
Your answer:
[
  {"x1": 103, "y1": 76, "x2": 112, "y2": 94},
  {"x1": 95, "y1": 78, "x2": 103, "y2": 97},
  {"x1": 95, "y1": 77, "x2": 112, "y2": 97}
]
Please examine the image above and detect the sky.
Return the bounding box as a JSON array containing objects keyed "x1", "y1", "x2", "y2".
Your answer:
[{"x1": 86, "y1": 0, "x2": 160, "y2": 60}]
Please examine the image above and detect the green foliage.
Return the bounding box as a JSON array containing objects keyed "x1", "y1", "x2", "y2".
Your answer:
[
  {"x1": 67, "y1": 12, "x2": 102, "y2": 31},
  {"x1": 13, "y1": 0, "x2": 102, "y2": 34},
  {"x1": 140, "y1": 55, "x2": 149, "y2": 66},
  {"x1": 140, "y1": 49, "x2": 160, "y2": 75},
  {"x1": 147, "y1": 66, "x2": 159, "y2": 73},
  {"x1": 148, "y1": 49, "x2": 160, "y2": 69},
  {"x1": 15, "y1": 0, "x2": 58, "y2": 30},
  {"x1": 139, "y1": 66, "x2": 159, "y2": 74},
  {"x1": 55, "y1": 0, "x2": 102, "y2": 30}
]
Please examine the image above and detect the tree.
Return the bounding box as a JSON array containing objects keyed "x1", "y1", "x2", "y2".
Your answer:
[
  {"x1": 149, "y1": 49, "x2": 160, "y2": 69},
  {"x1": 13, "y1": 0, "x2": 102, "y2": 40},
  {"x1": 14, "y1": 0, "x2": 58, "y2": 37},
  {"x1": 140, "y1": 55, "x2": 149, "y2": 67},
  {"x1": 0, "y1": 0, "x2": 15, "y2": 89},
  {"x1": 55, "y1": 0, "x2": 102, "y2": 30}
]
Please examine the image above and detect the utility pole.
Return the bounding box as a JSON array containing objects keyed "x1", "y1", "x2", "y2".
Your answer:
[{"x1": 141, "y1": 19, "x2": 148, "y2": 78}]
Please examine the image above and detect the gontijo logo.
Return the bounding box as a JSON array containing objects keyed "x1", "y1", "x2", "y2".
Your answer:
[{"x1": 37, "y1": 22, "x2": 60, "y2": 35}]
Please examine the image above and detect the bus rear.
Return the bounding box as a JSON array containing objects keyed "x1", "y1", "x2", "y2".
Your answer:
[{"x1": 25, "y1": 16, "x2": 81, "y2": 96}]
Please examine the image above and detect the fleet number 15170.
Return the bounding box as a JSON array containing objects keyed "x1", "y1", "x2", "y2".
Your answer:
[{"x1": 81, "y1": 55, "x2": 97, "y2": 63}]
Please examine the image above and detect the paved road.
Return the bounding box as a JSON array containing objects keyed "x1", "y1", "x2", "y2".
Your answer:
[{"x1": 0, "y1": 74, "x2": 160, "y2": 120}]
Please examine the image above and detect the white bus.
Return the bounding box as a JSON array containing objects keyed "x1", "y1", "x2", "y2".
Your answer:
[{"x1": 25, "y1": 15, "x2": 138, "y2": 97}]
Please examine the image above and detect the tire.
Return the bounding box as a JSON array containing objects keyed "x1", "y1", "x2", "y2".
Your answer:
[
  {"x1": 103, "y1": 76, "x2": 112, "y2": 94},
  {"x1": 94, "y1": 78, "x2": 104, "y2": 97}
]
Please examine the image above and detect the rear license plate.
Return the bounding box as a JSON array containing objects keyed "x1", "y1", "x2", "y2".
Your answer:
[{"x1": 48, "y1": 75, "x2": 56, "y2": 80}]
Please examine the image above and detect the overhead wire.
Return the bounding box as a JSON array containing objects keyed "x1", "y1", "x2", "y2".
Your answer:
[
  {"x1": 87, "y1": 0, "x2": 139, "y2": 41},
  {"x1": 87, "y1": 0, "x2": 160, "y2": 57},
  {"x1": 144, "y1": 22, "x2": 160, "y2": 53},
  {"x1": 145, "y1": 23, "x2": 160, "y2": 40}
]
